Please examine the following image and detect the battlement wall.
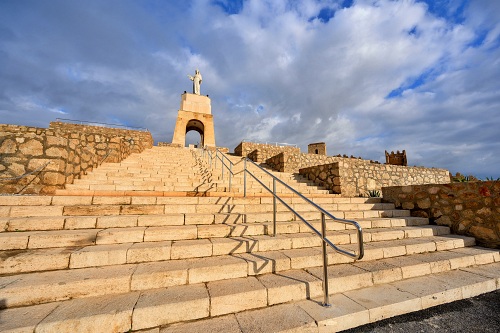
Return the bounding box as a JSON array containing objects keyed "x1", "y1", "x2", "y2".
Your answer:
[
  {"x1": 234, "y1": 142, "x2": 300, "y2": 163},
  {"x1": 266, "y1": 151, "x2": 450, "y2": 197}
]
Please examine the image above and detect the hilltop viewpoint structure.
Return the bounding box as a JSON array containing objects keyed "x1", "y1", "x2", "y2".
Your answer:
[{"x1": 0, "y1": 77, "x2": 498, "y2": 332}]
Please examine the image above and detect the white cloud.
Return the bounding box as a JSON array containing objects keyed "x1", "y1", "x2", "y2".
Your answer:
[{"x1": 0, "y1": 0, "x2": 498, "y2": 178}]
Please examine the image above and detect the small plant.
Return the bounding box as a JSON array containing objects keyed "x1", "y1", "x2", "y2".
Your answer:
[
  {"x1": 484, "y1": 177, "x2": 500, "y2": 181},
  {"x1": 452, "y1": 172, "x2": 479, "y2": 182},
  {"x1": 453, "y1": 175, "x2": 470, "y2": 182},
  {"x1": 366, "y1": 190, "x2": 381, "y2": 197}
]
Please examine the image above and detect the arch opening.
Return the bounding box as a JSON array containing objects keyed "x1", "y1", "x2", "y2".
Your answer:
[{"x1": 185, "y1": 119, "x2": 205, "y2": 147}]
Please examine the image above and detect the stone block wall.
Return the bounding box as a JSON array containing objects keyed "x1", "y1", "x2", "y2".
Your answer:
[
  {"x1": 382, "y1": 182, "x2": 500, "y2": 248},
  {"x1": 0, "y1": 123, "x2": 153, "y2": 194},
  {"x1": 49, "y1": 122, "x2": 152, "y2": 153},
  {"x1": 299, "y1": 163, "x2": 342, "y2": 194},
  {"x1": 266, "y1": 151, "x2": 450, "y2": 197},
  {"x1": 158, "y1": 142, "x2": 182, "y2": 148},
  {"x1": 234, "y1": 142, "x2": 300, "y2": 163}
]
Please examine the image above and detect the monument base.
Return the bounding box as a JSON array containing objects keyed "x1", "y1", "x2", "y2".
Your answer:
[{"x1": 171, "y1": 93, "x2": 216, "y2": 147}]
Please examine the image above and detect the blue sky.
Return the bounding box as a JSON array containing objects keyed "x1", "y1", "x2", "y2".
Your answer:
[{"x1": 0, "y1": 0, "x2": 499, "y2": 178}]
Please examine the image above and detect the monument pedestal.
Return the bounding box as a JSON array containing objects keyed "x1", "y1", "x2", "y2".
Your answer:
[{"x1": 172, "y1": 93, "x2": 216, "y2": 147}]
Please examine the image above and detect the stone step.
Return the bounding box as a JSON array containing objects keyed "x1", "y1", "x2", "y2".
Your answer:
[
  {"x1": 1, "y1": 206, "x2": 408, "y2": 223},
  {"x1": 0, "y1": 215, "x2": 427, "y2": 234},
  {"x1": 0, "y1": 247, "x2": 496, "y2": 310},
  {"x1": 71, "y1": 179, "x2": 326, "y2": 191},
  {"x1": 0, "y1": 234, "x2": 476, "y2": 274},
  {"x1": 1, "y1": 258, "x2": 497, "y2": 332},
  {"x1": 0, "y1": 195, "x2": 382, "y2": 206},
  {"x1": 157, "y1": 262, "x2": 500, "y2": 333},
  {"x1": 0, "y1": 223, "x2": 450, "y2": 251},
  {"x1": 64, "y1": 184, "x2": 229, "y2": 192},
  {"x1": 0, "y1": 200, "x2": 399, "y2": 218},
  {"x1": 0, "y1": 200, "x2": 395, "y2": 214},
  {"x1": 2, "y1": 207, "x2": 409, "y2": 222},
  {"x1": 63, "y1": 183, "x2": 330, "y2": 195}
]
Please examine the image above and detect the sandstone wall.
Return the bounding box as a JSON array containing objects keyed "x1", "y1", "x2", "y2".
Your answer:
[
  {"x1": 49, "y1": 122, "x2": 152, "y2": 153},
  {"x1": 234, "y1": 142, "x2": 300, "y2": 163},
  {"x1": 0, "y1": 123, "x2": 153, "y2": 194},
  {"x1": 382, "y1": 182, "x2": 500, "y2": 248},
  {"x1": 266, "y1": 151, "x2": 450, "y2": 197}
]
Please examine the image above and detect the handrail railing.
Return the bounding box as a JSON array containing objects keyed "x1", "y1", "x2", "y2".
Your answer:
[
  {"x1": 0, "y1": 161, "x2": 51, "y2": 182},
  {"x1": 198, "y1": 147, "x2": 364, "y2": 307},
  {"x1": 202, "y1": 148, "x2": 234, "y2": 190},
  {"x1": 0, "y1": 161, "x2": 52, "y2": 195},
  {"x1": 241, "y1": 139, "x2": 297, "y2": 147}
]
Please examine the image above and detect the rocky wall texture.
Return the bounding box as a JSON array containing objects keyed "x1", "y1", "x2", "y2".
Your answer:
[
  {"x1": 299, "y1": 163, "x2": 341, "y2": 194},
  {"x1": 267, "y1": 152, "x2": 450, "y2": 197},
  {"x1": 382, "y1": 182, "x2": 500, "y2": 248},
  {"x1": 49, "y1": 122, "x2": 152, "y2": 153},
  {"x1": 0, "y1": 123, "x2": 153, "y2": 194},
  {"x1": 234, "y1": 142, "x2": 300, "y2": 163},
  {"x1": 158, "y1": 142, "x2": 182, "y2": 148}
]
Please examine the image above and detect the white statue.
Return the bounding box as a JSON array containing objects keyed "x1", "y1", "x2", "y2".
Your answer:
[{"x1": 188, "y1": 69, "x2": 202, "y2": 95}]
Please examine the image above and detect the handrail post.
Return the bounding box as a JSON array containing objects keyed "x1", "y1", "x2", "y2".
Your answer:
[
  {"x1": 244, "y1": 159, "x2": 247, "y2": 197},
  {"x1": 273, "y1": 178, "x2": 277, "y2": 237},
  {"x1": 229, "y1": 163, "x2": 232, "y2": 191},
  {"x1": 221, "y1": 157, "x2": 224, "y2": 179},
  {"x1": 321, "y1": 212, "x2": 331, "y2": 307}
]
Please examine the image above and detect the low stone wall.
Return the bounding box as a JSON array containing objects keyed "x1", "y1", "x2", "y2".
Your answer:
[
  {"x1": 158, "y1": 142, "x2": 182, "y2": 148},
  {"x1": 234, "y1": 142, "x2": 300, "y2": 163},
  {"x1": 0, "y1": 123, "x2": 153, "y2": 194},
  {"x1": 299, "y1": 163, "x2": 342, "y2": 194},
  {"x1": 49, "y1": 122, "x2": 152, "y2": 153},
  {"x1": 266, "y1": 151, "x2": 333, "y2": 173},
  {"x1": 267, "y1": 151, "x2": 450, "y2": 197},
  {"x1": 382, "y1": 182, "x2": 500, "y2": 248}
]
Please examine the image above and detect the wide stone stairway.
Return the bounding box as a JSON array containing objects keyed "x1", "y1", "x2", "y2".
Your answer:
[{"x1": 0, "y1": 146, "x2": 498, "y2": 332}]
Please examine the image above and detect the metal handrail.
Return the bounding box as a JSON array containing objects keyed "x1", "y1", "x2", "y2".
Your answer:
[
  {"x1": 199, "y1": 147, "x2": 364, "y2": 307},
  {"x1": 241, "y1": 139, "x2": 297, "y2": 147},
  {"x1": 202, "y1": 147, "x2": 234, "y2": 190},
  {"x1": 0, "y1": 161, "x2": 51, "y2": 181},
  {"x1": 244, "y1": 158, "x2": 364, "y2": 259}
]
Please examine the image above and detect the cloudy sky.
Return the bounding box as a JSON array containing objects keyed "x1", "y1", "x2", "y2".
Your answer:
[{"x1": 1, "y1": 0, "x2": 499, "y2": 178}]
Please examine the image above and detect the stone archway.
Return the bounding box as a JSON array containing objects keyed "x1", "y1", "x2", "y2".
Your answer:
[{"x1": 185, "y1": 119, "x2": 205, "y2": 147}]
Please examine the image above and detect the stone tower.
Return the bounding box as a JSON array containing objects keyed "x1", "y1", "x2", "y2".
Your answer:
[
  {"x1": 171, "y1": 93, "x2": 216, "y2": 148},
  {"x1": 308, "y1": 142, "x2": 326, "y2": 155}
]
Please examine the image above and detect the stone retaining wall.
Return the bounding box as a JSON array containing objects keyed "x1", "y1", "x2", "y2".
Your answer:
[
  {"x1": 49, "y1": 122, "x2": 152, "y2": 153},
  {"x1": 234, "y1": 142, "x2": 300, "y2": 163},
  {"x1": 266, "y1": 151, "x2": 450, "y2": 197},
  {"x1": 0, "y1": 123, "x2": 153, "y2": 194},
  {"x1": 382, "y1": 182, "x2": 500, "y2": 248}
]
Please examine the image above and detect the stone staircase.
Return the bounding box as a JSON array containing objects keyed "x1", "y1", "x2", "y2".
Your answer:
[{"x1": 0, "y1": 146, "x2": 498, "y2": 332}]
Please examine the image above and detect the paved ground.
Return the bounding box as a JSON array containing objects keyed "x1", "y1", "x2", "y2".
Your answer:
[{"x1": 341, "y1": 290, "x2": 500, "y2": 333}]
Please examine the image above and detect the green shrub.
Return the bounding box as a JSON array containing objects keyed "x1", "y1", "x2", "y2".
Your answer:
[{"x1": 366, "y1": 190, "x2": 381, "y2": 197}]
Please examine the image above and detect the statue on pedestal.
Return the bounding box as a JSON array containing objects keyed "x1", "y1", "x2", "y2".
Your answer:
[{"x1": 187, "y1": 69, "x2": 202, "y2": 95}]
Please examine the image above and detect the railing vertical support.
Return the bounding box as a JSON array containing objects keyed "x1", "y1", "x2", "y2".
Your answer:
[
  {"x1": 229, "y1": 163, "x2": 232, "y2": 191},
  {"x1": 321, "y1": 212, "x2": 331, "y2": 307},
  {"x1": 273, "y1": 178, "x2": 277, "y2": 237},
  {"x1": 244, "y1": 159, "x2": 247, "y2": 197},
  {"x1": 221, "y1": 156, "x2": 224, "y2": 180}
]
